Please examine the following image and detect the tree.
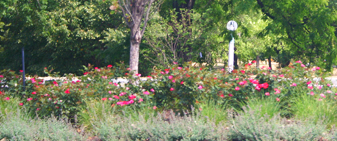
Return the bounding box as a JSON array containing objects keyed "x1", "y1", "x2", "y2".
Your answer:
[{"x1": 118, "y1": 0, "x2": 162, "y2": 74}]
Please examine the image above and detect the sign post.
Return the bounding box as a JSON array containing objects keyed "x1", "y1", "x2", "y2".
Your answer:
[{"x1": 226, "y1": 20, "x2": 238, "y2": 73}]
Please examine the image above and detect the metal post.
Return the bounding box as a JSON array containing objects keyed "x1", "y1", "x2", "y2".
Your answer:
[{"x1": 22, "y1": 47, "x2": 25, "y2": 90}]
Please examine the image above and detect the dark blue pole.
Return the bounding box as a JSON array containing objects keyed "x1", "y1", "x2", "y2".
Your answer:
[{"x1": 22, "y1": 47, "x2": 25, "y2": 90}]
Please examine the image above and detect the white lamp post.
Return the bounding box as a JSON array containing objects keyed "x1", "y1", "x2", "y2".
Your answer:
[{"x1": 226, "y1": 20, "x2": 238, "y2": 73}]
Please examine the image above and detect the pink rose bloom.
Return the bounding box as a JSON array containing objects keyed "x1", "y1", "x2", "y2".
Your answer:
[
  {"x1": 198, "y1": 85, "x2": 203, "y2": 89},
  {"x1": 316, "y1": 67, "x2": 320, "y2": 70},
  {"x1": 295, "y1": 60, "x2": 302, "y2": 63},
  {"x1": 327, "y1": 84, "x2": 331, "y2": 87},
  {"x1": 119, "y1": 92, "x2": 127, "y2": 96},
  {"x1": 317, "y1": 85, "x2": 322, "y2": 90},
  {"x1": 290, "y1": 83, "x2": 297, "y2": 87},
  {"x1": 27, "y1": 98, "x2": 33, "y2": 101},
  {"x1": 0, "y1": 75, "x2": 3, "y2": 78},
  {"x1": 172, "y1": 80, "x2": 176, "y2": 83},
  {"x1": 153, "y1": 106, "x2": 157, "y2": 109},
  {"x1": 318, "y1": 99, "x2": 322, "y2": 101},
  {"x1": 168, "y1": 75, "x2": 173, "y2": 79},
  {"x1": 143, "y1": 91, "x2": 150, "y2": 95},
  {"x1": 307, "y1": 81, "x2": 312, "y2": 85},
  {"x1": 36, "y1": 108, "x2": 40, "y2": 111},
  {"x1": 228, "y1": 94, "x2": 233, "y2": 97},
  {"x1": 308, "y1": 86, "x2": 313, "y2": 89},
  {"x1": 32, "y1": 91, "x2": 37, "y2": 95},
  {"x1": 214, "y1": 77, "x2": 217, "y2": 80},
  {"x1": 268, "y1": 67, "x2": 271, "y2": 70},
  {"x1": 138, "y1": 98, "x2": 143, "y2": 102},
  {"x1": 170, "y1": 88, "x2": 175, "y2": 91},
  {"x1": 301, "y1": 64, "x2": 305, "y2": 67},
  {"x1": 180, "y1": 81, "x2": 184, "y2": 85},
  {"x1": 136, "y1": 74, "x2": 141, "y2": 77},
  {"x1": 48, "y1": 98, "x2": 52, "y2": 101},
  {"x1": 178, "y1": 67, "x2": 182, "y2": 70},
  {"x1": 235, "y1": 78, "x2": 239, "y2": 80},
  {"x1": 150, "y1": 88, "x2": 155, "y2": 92},
  {"x1": 4, "y1": 97, "x2": 10, "y2": 100},
  {"x1": 221, "y1": 68, "x2": 225, "y2": 71},
  {"x1": 327, "y1": 90, "x2": 332, "y2": 93},
  {"x1": 173, "y1": 62, "x2": 178, "y2": 64},
  {"x1": 113, "y1": 95, "x2": 119, "y2": 99},
  {"x1": 102, "y1": 97, "x2": 107, "y2": 101},
  {"x1": 272, "y1": 75, "x2": 277, "y2": 78},
  {"x1": 255, "y1": 86, "x2": 261, "y2": 91},
  {"x1": 109, "y1": 98, "x2": 113, "y2": 101},
  {"x1": 320, "y1": 94, "x2": 326, "y2": 98},
  {"x1": 44, "y1": 94, "x2": 50, "y2": 97},
  {"x1": 276, "y1": 98, "x2": 280, "y2": 102},
  {"x1": 109, "y1": 91, "x2": 112, "y2": 94},
  {"x1": 126, "y1": 87, "x2": 130, "y2": 90},
  {"x1": 127, "y1": 100, "x2": 134, "y2": 104},
  {"x1": 235, "y1": 87, "x2": 240, "y2": 91},
  {"x1": 265, "y1": 92, "x2": 270, "y2": 96},
  {"x1": 310, "y1": 91, "x2": 314, "y2": 95},
  {"x1": 279, "y1": 74, "x2": 284, "y2": 77},
  {"x1": 19, "y1": 103, "x2": 23, "y2": 106},
  {"x1": 312, "y1": 68, "x2": 316, "y2": 71},
  {"x1": 274, "y1": 88, "x2": 281, "y2": 94},
  {"x1": 261, "y1": 66, "x2": 265, "y2": 69},
  {"x1": 161, "y1": 71, "x2": 165, "y2": 74}
]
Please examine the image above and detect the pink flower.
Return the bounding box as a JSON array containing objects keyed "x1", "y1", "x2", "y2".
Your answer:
[
  {"x1": 48, "y1": 98, "x2": 52, "y2": 101},
  {"x1": 178, "y1": 67, "x2": 182, "y2": 70},
  {"x1": 4, "y1": 97, "x2": 10, "y2": 100},
  {"x1": 143, "y1": 91, "x2": 150, "y2": 95},
  {"x1": 44, "y1": 94, "x2": 50, "y2": 97},
  {"x1": 168, "y1": 75, "x2": 173, "y2": 79},
  {"x1": 279, "y1": 74, "x2": 284, "y2": 77},
  {"x1": 276, "y1": 98, "x2": 280, "y2": 102},
  {"x1": 113, "y1": 95, "x2": 119, "y2": 99},
  {"x1": 19, "y1": 103, "x2": 23, "y2": 106},
  {"x1": 138, "y1": 98, "x2": 143, "y2": 102},
  {"x1": 238, "y1": 81, "x2": 247, "y2": 85},
  {"x1": 153, "y1": 106, "x2": 157, "y2": 110},
  {"x1": 263, "y1": 72, "x2": 267, "y2": 75},
  {"x1": 235, "y1": 78, "x2": 239, "y2": 80},
  {"x1": 261, "y1": 66, "x2": 265, "y2": 69},
  {"x1": 295, "y1": 60, "x2": 302, "y2": 63},
  {"x1": 126, "y1": 87, "x2": 130, "y2": 90},
  {"x1": 172, "y1": 80, "x2": 176, "y2": 83},
  {"x1": 272, "y1": 75, "x2": 277, "y2": 78},
  {"x1": 310, "y1": 91, "x2": 314, "y2": 95},
  {"x1": 317, "y1": 85, "x2": 322, "y2": 90},
  {"x1": 318, "y1": 98, "x2": 322, "y2": 101},
  {"x1": 76, "y1": 80, "x2": 81, "y2": 83},
  {"x1": 173, "y1": 61, "x2": 178, "y2": 64},
  {"x1": 53, "y1": 81, "x2": 58, "y2": 86},
  {"x1": 240, "y1": 70, "x2": 245, "y2": 74},
  {"x1": 312, "y1": 68, "x2": 316, "y2": 71},
  {"x1": 316, "y1": 67, "x2": 320, "y2": 70},
  {"x1": 170, "y1": 88, "x2": 175, "y2": 91},
  {"x1": 290, "y1": 83, "x2": 297, "y2": 87},
  {"x1": 161, "y1": 71, "x2": 165, "y2": 74},
  {"x1": 228, "y1": 93, "x2": 233, "y2": 97},
  {"x1": 27, "y1": 98, "x2": 33, "y2": 101},
  {"x1": 119, "y1": 92, "x2": 126, "y2": 96},
  {"x1": 220, "y1": 94, "x2": 225, "y2": 98},
  {"x1": 36, "y1": 108, "x2": 40, "y2": 111},
  {"x1": 235, "y1": 87, "x2": 240, "y2": 91},
  {"x1": 102, "y1": 76, "x2": 107, "y2": 79},
  {"x1": 136, "y1": 73, "x2": 141, "y2": 77},
  {"x1": 250, "y1": 79, "x2": 259, "y2": 84},
  {"x1": 198, "y1": 85, "x2": 203, "y2": 89},
  {"x1": 31, "y1": 78, "x2": 36, "y2": 83},
  {"x1": 248, "y1": 63, "x2": 252, "y2": 66},
  {"x1": 301, "y1": 64, "x2": 305, "y2": 67},
  {"x1": 150, "y1": 88, "x2": 155, "y2": 92},
  {"x1": 221, "y1": 68, "x2": 225, "y2": 71},
  {"x1": 107, "y1": 65, "x2": 113, "y2": 68},
  {"x1": 307, "y1": 81, "x2": 312, "y2": 85},
  {"x1": 127, "y1": 100, "x2": 135, "y2": 104},
  {"x1": 117, "y1": 101, "x2": 127, "y2": 106},
  {"x1": 102, "y1": 97, "x2": 107, "y2": 101},
  {"x1": 109, "y1": 91, "x2": 112, "y2": 94},
  {"x1": 327, "y1": 84, "x2": 331, "y2": 87},
  {"x1": 308, "y1": 86, "x2": 313, "y2": 89},
  {"x1": 180, "y1": 81, "x2": 184, "y2": 85},
  {"x1": 129, "y1": 95, "x2": 136, "y2": 100},
  {"x1": 0, "y1": 75, "x2": 3, "y2": 78},
  {"x1": 32, "y1": 91, "x2": 37, "y2": 95},
  {"x1": 147, "y1": 76, "x2": 152, "y2": 79},
  {"x1": 335, "y1": 93, "x2": 337, "y2": 96},
  {"x1": 274, "y1": 88, "x2": 281, "y2": 94},
  {"x1": 252, "y1": 60, "x2": 256, "y2": 63},
  {"x1": 114, "y1": 83, "x2": 118, "y2": 86},
  {"x1": 255, "y1": 85, "x2": 261, "y2": 91},
  {"x1": 214, "y1": 77, "x2": 217, "y2": 80},
  {"x1": 109, "y1": 98, "x2": 113, "y2": 101},
  {"x1": 327, "y1": 90, "x2": 332, "y2": 93},
  {"x1": 65, "y1": 89, "x2": 70, "y2": 94},
  {"x1": 320, "y1": 94, "x2": 326, "y2": 98},
  {"x1": 268, "y1": 67, "x2": 271, "y2": 70},
  {"x1": 265, "y1": 92, "x2": 270, "y2": 96}
]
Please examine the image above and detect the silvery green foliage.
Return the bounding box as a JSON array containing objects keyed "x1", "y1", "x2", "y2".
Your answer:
[
  {"x1": 94, "y1": 108, "x2": 228, "y2": 141},
  {"x1": 0, "y1": 110, "x2": 87, "y2": 141},
  {"x1": 228, "y1": 107, "x2": 327, "y2": 141}
]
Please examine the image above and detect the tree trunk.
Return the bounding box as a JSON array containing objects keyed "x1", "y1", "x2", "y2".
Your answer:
[
  {"x1": 130, "y1": 40, "x2": 140, "y2": 74},
  {"x1": 268, "y1": 56, "x2": 272, "y2": 69},
  {"x1": 256, "y1": 56, "x2": 260, "y2": 68}
]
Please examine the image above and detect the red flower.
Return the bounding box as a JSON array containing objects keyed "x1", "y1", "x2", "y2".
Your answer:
[
  {"x1": 125, "y1": 73, "x2": 129, "y2": 75},
  {"x1": 276, "y1": 98, "x2": 280, "y2": 102},
  {"x1": 0, "y1": 91, "x2": 3, "y2": 95},
  {"x1": 214, "y1": 77, "x2": 217, "y2": 80},
  {"x1": 258, "y1": 83, "x2": 269, "y2": 89},
  {"x1": 36, "y1": 108, "x2": 40, "y2": 111},
  {"x1": 136, "y1": 73, "x2": 141, "y2": 77},
  {"x1": 228, "y1": 94, "x2": 233, "y2": 97},
  {"x1": 252, "y1": 60, "x2": 256, "y2": 63},
  {"x1": 186, "y1": 74, "x2": 191, "y2": 77},
  {"x1": 19, "y1": 103, "x2": 23, "y2": 106},
  {"x1": 4, "y1": 97, "x2": 10, "y2": 100},
  {"x1": 27, "y1": 98, "x2": 33, "y2": 101},
  {"x1": 220, "y1": 94, "x2": 225, "y2": 98},
  {"x1": 83, "y1": 72, "x2": 89, "y2": 75},
  {"x1": 240, "y1": 70, "x2": 245, "y2": 74},
  {"x1": 102, "y1": 97, "x2": 107, "y2": 101},
  {"x1": 107, "y1": 65, "x2": 113, "y2": 68},
  {"x1": 170, "y1": 88, "x2": 175, "y2": 91},
  {"x1": 113, "y1": 95, "x2": 119, "y2": 99},
  {"x1": 248, "y1": 63, "x2": 252, "y2": 66},
  {"x1": 200, "y1": 68, "x2": 203, "y2": 71},
  {"x1": 129, "y1": 95, "x2": 136, "y2": 100},
  {"x1": 307, "y1": 81, "x2": 312, "y2": 85},
  {"x1": 20, "y1": 70, "x2": 23, "y2": 73},
  {"x1": 180, "y1": 81, "x2": 184, "y2": 85},
  {"x1": 32, "y1": 91, "x2": 37, "y2": 95},
  {"x1": 95, "y1": 67, "x2": 99, "y2": 70},
  {"x1": 65, "y1": 89, "x2": 70, "y2": 94}
]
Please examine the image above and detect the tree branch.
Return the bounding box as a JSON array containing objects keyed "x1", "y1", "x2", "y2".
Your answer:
[
  {"x1": 141, "y1": 0, "x2": 154, "y2": 35},
  {"x1": 118, "y1": 0, "x2": 134, "y2": 27},
  {"x1": 256, "y1": 0, "x2": 275, "y2": 19}
]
